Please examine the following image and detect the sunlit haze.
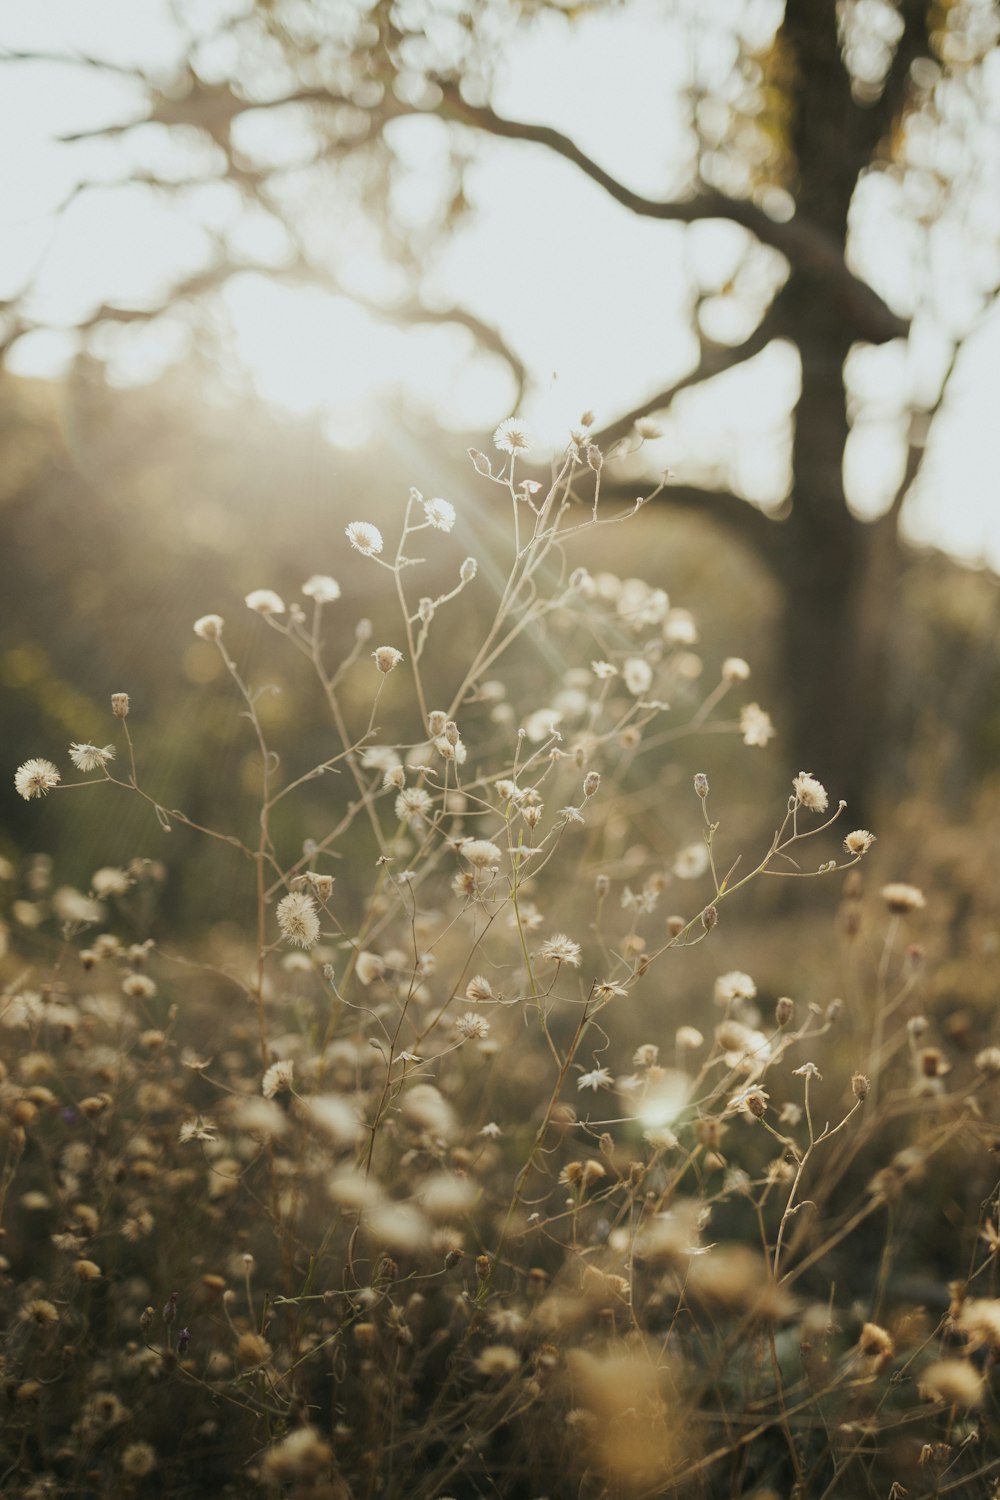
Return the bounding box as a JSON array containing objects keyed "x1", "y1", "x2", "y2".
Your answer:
[{"x1": 2, "y1": 0, "x2": 999, "y2": 566}]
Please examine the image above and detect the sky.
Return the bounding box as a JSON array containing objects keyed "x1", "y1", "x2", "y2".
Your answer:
[{"x1": 1, "y1": 0, "x2": 1000, "y2": 569}]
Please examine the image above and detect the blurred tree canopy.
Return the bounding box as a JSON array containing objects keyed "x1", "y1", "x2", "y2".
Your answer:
[{"x1": 2, "y1": 0, "x2": 1000, "y2": 812}]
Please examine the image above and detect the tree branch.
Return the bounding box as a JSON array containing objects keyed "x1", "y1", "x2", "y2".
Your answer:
[
  {"x1": 431, "y1": 84, "x2": 908, "y2": 346},
  {"x1": 593, "y1": 305, "x2": 784, "y2": 453}
]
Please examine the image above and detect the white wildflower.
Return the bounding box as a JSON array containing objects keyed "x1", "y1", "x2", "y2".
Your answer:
[
  {"x1": 739, "y1": 703, "x2": 775, "y2": 747},
  {"x1": 395, "y1": 787, "x2": 432, "y2": 824},
  {"x1": 345, "y1": 521, "x2": 384, "y2": 556},
  {"x1": 372, "y1": 646, "x2": 404, "y2": 674},
  {"x1": 793, "y1": 771, "x2": 828, "y2": 812},
  {"x1": 539, "y1": 933, "x2": 582, "y2": 967},
  {"x1": 673, "y1": 843, "x2": 710, "y2": 880},
  {"x1": 424, "y1": 497, "x2": 456, "y2": 531},
  {"x1": 714, "y1": 971, "x2": 757, "y2": 1006},
  {"x1": 245, "y1": 589, "x2": 285, "y2": 616},
  {"x1": 302, "y1": 575, "x2": 341, "y2": 603},
  {"x1": 623, "y1": 657, "x2": 653, "y2": 696},
  {"x1": 722, "y1": 657, "x2": 750, "y2": 683},
  {"x1": 262, "y1": 1059, "x2": 295, "y2": 1098},
  {"x1": 456, "y1": 1012, "x2": 490, "y2": 1040},
  {"x1": 577, "y1": 1067, "x2": 614, "y2": 1092},
  {"x1": 462, "y1": 840, "x2": 502, "y2": 869},
  {"x1": 193, "y1": 614, "x2": 223, "y2": 640},
  {"x1": 69, "y1": 743, "x2": 115, "y2": 773},
  {"x1": 845, "y1": 829, "x2": 876, "y2": 855},
  {"x1": 276, "y1": 891, "x2": 320, "y2": 949},
  {"x1": 493, "y1": 417, "x2": 531, "y2": 455},
  {"x1": 15, "y1": 759, "x2": 61, "y2": 800}
]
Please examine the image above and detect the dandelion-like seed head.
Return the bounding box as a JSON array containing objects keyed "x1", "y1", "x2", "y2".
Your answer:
[
  {"x1": 845, "y1": 829, "x2": 876, "y2": 855},
  {"x1": 739, "y1": 702, "x2": 775, "y2": 748},
  {"x1": 424, "y1": 497, "x2": 456, "y2": 531},
  {"x1": 262, "y1": 1059, "x2": 295, "y2": 1098},
  {"x1": 276, "y1": 891, "x2": 321, "y2": 949},
  {"x1": 539, "y1": 933, "x2": 582, "y2": 967},
  {"x1": 493, "y1": 417, "x2": 531, "y2": 455},
  {"x1": 302, "y1": 575, "x2": 341, "y2": 603},
  {"x1": 69, "y1": 743, "x2": 116, "y2": 773},
  {"x1": 881, "y1": 882, "x2": 926, "y2": 915},
  {"x1": 245, "y1": 589, "x2": 286, "y2": 616},
  {"x1": 395, "y1": 787, "x2": 432, "y2": 824},
  {"x1": 15, "y1": 759, "x2": 61, "y2": 801},
  {"x1": 345, "y1": 521, "x2": 384, "y2": 556},
  {"x1": 722, "y1": 657, "x2": 751, "y2": 683},
  {"x1": 372, "y1": 646, "x2": 404, "y2": 674},
  {"x1": 792, "y1": 771, "x2": 828, "y2": 812},
  {"x1": 193, "y1": 614, "x2": 224, "y2": 641},
  {"x1": 111, "y1": 692, "x2": 130, "y2": 718},
  {"x1": 462, "y1": 839, "x2": 502, "y2": 869},
  {"x1": 456, "y1": 1011, "x2": 490, "y2": 1040}
]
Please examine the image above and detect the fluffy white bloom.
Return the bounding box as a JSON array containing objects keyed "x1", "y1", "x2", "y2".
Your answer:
[
  {"x1": 577, "y1": 1067, "x2": 614, "y2": 1092},
  {"x1": 245, "y1": 589, "x2": 286, "y2": 616},
  {"x1": 844, "y1": 829, "x2": 876, "y2": 855},
  {"x1": 262, "y1": 1059, "x2": 295, "y2": 1098},
  {"x1": 623, "y1": 657, "x2": 653, "y2": 696},
  {"x1": 372, "y1": 646, "x2": 404, "y2": 674},
  {"x1": 673, "y1": 843, "x2": 710, "y2": 880},
  {"x1": 714, "y1": 971, "x2": 757, "y2": 1006},
  {"x1": 395, "y1": 787, "x2": 432, "y2": 823},
  {"x1": 345, "y1": 521, "x2": 384, "y2": 556},
  {"x1": 179, "y1": 1116, "x2": 218, "y2": 1143},
  {"x1": 722, "y1": 657, "x2": 750, "y2": 683},
  {"x1": 355, "y1": 951, "x2": 385, "y2": 986},
  {"x1": 91, "y1": 867, "x2": 130, "y2": 898},
  {"x1": 276, "y1": 891, "x2": 320, "y2": 949},
  {"x1": 15, "y1": 759, "x2": 61, "y2": 800},
  {"x1": 739, "y1": 703, "x2": 775, "y2": 747},
  {"x1": 193, "y1": 614, "x2": 224, "y2": 641},
  {"x1": 539, "y1": 933, "x2": 582, "y2": 967},
  {"x1": 462, "y1": 839, "x2": 503, "y2": 869},
  {"x1": 664, "y1": 609, "x2": 697, "y2": 645},
  {"x1": 69, "y1": 743, "x2": 115, "y2": 773},
  {"x1": 302, "y1": 575, "x2": 341, "y2": 603},
  {"x1": 493, "y1": 417, "x2": 531, "y2": 455},
  {"x1": 523, "y1": 708, "x2": 562, "y2": 742},
  {"x1": 591, "y1": 660, "x2": 618, "y2": 680},
  {"x1": 793, "y1": 771, "x2": 828, "y2": 812},
  {"x1": 455, "y1": 1012, "x2": 490, "y2": 1040},
  {"x1": 423, "y1": 497, "x2": 456, "y2": 531}
]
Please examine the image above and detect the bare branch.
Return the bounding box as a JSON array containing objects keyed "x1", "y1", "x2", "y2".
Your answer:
[
  {"x1": 593, "y1": 305, "x2": 784, "y2": 453},
  {"x1": 431, "y1": 84, "x2": 908, "y2": 346}
]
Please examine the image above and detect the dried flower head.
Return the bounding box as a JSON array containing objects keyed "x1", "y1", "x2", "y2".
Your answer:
[
  {"x1": 462, "y1": 839, "x2": 502, "y2": 869},
  {"x1": 493, "y1": 417, "x2": 531, "y2": 455},
  {"x1": 245, "y1": 589, "x2": 285, "y2": 615},
  {"x1": 276, "y1": 891, "x2": 320, "y2": 948},
  {"x1": 15, "y1": 759, "x2": 61, "y2": 801},
  {"x1": 121, "y1": 1443, "x2": 157, "y2": 1477},
  {"x1": 714, "y1": 971, "x2": 757, "y2": 1006},
  {"x1": 423, "y1": 497, "x2": 456, "y2": 531},
  {"x1": 111, "y1": 692, "x2": 130, "y2": 717},
  {"x1": 345, "y1": 521, "x2": 384, "y2": 556},
  {"x1": 193, "y1": 614, "x2": 224, "y2": 640},
  {"x1": 881, "y1": 882, "x2": 926, "y2": 915},
  {"x1": 456, "y1": 1012, "x2": 490, "y2": 1040},
  {"x1": 722, "y1": 657, "x2": 751, "y2": 682},
  {"x1": 262, "y1": 1059, "x2": 295, "y2": 1098},
  {"x1": 539, "y1": 934, "x2": 582, "y2": 967},
  {"x1": 739, "y1": 703, "x2": 775, "y2": 747},
  {"x1": 623, "y1": 657, "x2": 653, "y2": 696},
  {"x1": 372, "y1": 646, "x2": 404, "y2": 674},
  {"x1": 69, "y1": 743, "x2": 115, "y2": 773},
  {"x1": 844, "y1": 829, "x2": 876, "y2": 855},
  {"x1": 302, "y1": 574, "x2": 341, "y2": 602},
  {"x1": 793, "y1": 771, "x2": 828, "y2": 812}
]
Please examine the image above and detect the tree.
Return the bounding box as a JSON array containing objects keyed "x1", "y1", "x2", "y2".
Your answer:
[{"x1": 4, "y1": 0, "x2": 999, "y2": 811}]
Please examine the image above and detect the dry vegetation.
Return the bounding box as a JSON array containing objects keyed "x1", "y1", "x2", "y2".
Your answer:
[{"x1": 3, "y1": 422, "x2": 1000, "y2": 1500}]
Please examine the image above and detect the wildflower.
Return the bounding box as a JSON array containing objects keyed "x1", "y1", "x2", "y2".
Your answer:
[
  {"x1": 21, "y1": 1299, "x2": 59, "y2": 1326},
  {"x1": 121, "y1": 1443, "x2": 157, "y2": 1477},
  {"x1": 577, "y1": 1067, "x2": 614, "y2": 1092},
  {"x1": 302, "y1": 574, "x2": 341, "y2": 602},
  {"x1": 845, "y1": 829, "x2": 876, "y2": 855},
  {"x1": 276, "y1": 891, "x2": 320, "y2": 948},
  {"x1": 583, "y1": 771, "x2": 601, "y2": 797},
  {"x1": 591, "y1": 660, "x2": 618, "y2": 679},
  {"x1": 423, "y1": 496, "x2": 456, "y2": 531},
  {"x1": 460, "y1": 556, "x2": 478, "y2": 582},
  {"x1": 193, "y1": 614, "x2": 224, "y2": 640},
  {"x1": 479, "y1": 1121, "x2": 502, "y2": 1139},
  {"x1": 466, "y1": 975, "x2": 494, "y2": 1001},
  {"x1": 493, "y1": 417, "x2": 531, "y2": 455},
  {"x1": 730, "y1": 1085, "x2": 769, "y2": 1119},
  {"x1": 635, "y1": 417, "x2": 663, "y2": 439},
  {"x1": 595, "y1": 980, "x2": 628, "y2": 1001},
  {"x1": 539, "y1": 933, "x2": 582, "y2": 967},
  {"x1": 462, "y1": 839, "x2": 502, "y2": 869},
  {"x1": 345, "y1": 521, "x2": 384, "y2": 556},
  {"x1": 673, "y1": 843, "x2": 709, "y2": 880},
  {"x1": 69, "y1": 743, "x2": 115, "y2": 773},
  {"x1": 722, "y1": 656, "x2": 751, "y2": 682},
  {"x1": 456, "y1": 1012, "x2": 490, "y2": 1040},
  {"x1": 793, "y1": 771, "x2": 828, "y2": 812},
  {"x1": 623, "y1": 657, "x2": 653, "y2": 696},
  {"x1": 634, "y1": 1044, "x2": 660, "y2": 1066},
  {"x1": 262, "y1": 1059, "x2": 295, "y2": 1098},
  {"x1": 355, "y1": 951, "x2": 385, "y2": 986},
  {"x1": 852, "y1": 1072, "x2": 870, "y2": 1100},
  {"x1": 975, "y1": 1048, "x2": 1000, "y2": 1078},
  {"x1": 372, "y1": 646, "x2": 404, "y2": 674},
  {"x1": 91, "y1": 867, "x2": 130, "y2": 897},
  {"x1": 122, "y1": 973, "x2": 156, "y2": 999},
  {"x1": 244, "y1": 589, "x2": 285, "y2": 615},
  {"x1": 676, "y1": 1026, "x2": 704, "y2": 1051},
  {"x1": 881, "y1": 882, "x2": 926, "y2": 914},
  {"x1": 919, "y1": 1359, "x2": 984, "y2": 1408},
  {"x1": 395, "y1": 787, "x2": 432, "y2": 824},
  {"x1": 665, "y1": 608, "x2": 697, "y2": 644},
  {"x1": 714, "y1": 971, "x2": 757, "y2": 1006},
  {"x1": 739, "y1": 702, "x2": 775, "y2": 747},
  {"x1": 111, "y1": 692, "x2": 130, "y2": 717},
  {"x1": 14, "y1": 759, "x2": 61, "y2": 800}
]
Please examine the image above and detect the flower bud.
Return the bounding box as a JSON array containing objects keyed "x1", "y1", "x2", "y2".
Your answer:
[
  {"x1": 775, "y1": 996, "x2": 795, "y2": 1027},
  {"x1": 583, "y1": 771, "x2": 601, "y2": 798},
  {"x1": 694, "y1": 772, "x2": 709, "y2": 799},
  {"x1": 111, "y1": 693, "x2": 130, "y2": 718},
  {"x1": 701, "y1": 905, "x2": 718, "y2": 933},
  {"x1": 460, "y1": 558, "x2": 478, "y2": 583},
  {"x1": 372, "y1": 646, "x2": 404, "y2": 674}
]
